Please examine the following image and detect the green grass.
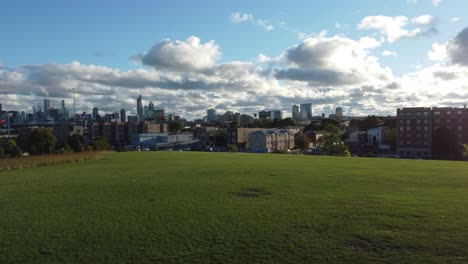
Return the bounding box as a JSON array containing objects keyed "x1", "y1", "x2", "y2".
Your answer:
[{"x1": 1, "y1": 152, "x2": 468, "y2": 263}]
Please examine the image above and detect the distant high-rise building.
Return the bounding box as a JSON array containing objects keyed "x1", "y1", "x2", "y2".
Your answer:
[
  {"x1": 0, "y1": 103, "x2": 2, "y2": 112},
  {"x1": 270, "y1": 110, "x2": 283, "y2": 120},
  {"x1": 207, "y1": 109, "x2": 217, "y2": 122},
  {"x1": 259, "y1": 111, "x2": 271, "y2": 120},
  {"x1": 335, "y1": 107, "x2": 343, "y2": 121},
  {"x1": 300, "y1": 103, "x2": 312, "y2": 120},
  {"x1": 137, "y1": 95, "x2": 143, "y2": 118},
  {"x1": 120, "y1": 108, "x2": 126, "y2": 123},
  {"x1": 92, "y1": 107, "x2": 99, "y2": 120},
  {"x1": 149, "y1": 101, "x2": 155, "y2": 112},
  {"x1": 292, "y1": 105, "x2": 300, "y2": 120},
  {"x1": 44, "y1": 99, "x2": 51, "y2": 118}
]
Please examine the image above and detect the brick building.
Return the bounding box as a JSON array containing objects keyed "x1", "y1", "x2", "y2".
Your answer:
[{"x1": 397, "y1": 106, "x2": 468, "y2": 159}]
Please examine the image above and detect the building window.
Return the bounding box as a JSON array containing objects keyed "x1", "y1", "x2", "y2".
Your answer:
[
  {"x1": 447, "y1": 111, "x2": 452, "y2": 115},
  {"x1": 424, "y1": 112, "x2": 428, "y2": 117},
  {"x1": 407, "y1": 126, "x2": 411, "y2": 131},
  {"x1": 434, "y1": 111, "x2": 440, "y2": 116},
  {"x1": 424, "y1": 126, "x2": 428, "y2": 131},
  {"x1": 434, "y1": 119, "x2": 440, "y2": 124},
  {"x1": 458, "y1": 126, "x2": 463, "y2": 131},
  {"x1": 417, "y1": 119, "x2": 421, "y2": 124},
  {"x1": 406, "y1": 120, "x2": 411, "y2": 125}
]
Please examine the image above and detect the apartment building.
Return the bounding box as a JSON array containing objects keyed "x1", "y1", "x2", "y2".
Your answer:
[
  {"x1": 249, "y1": 129, "x2": 296, "y2": 152},
  {"x1": 397, "y1": 106, "x2": 468, "y2": 159}
]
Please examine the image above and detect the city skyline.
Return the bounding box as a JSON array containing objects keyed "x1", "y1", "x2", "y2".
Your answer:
[{"x1": 1, "y1": 1, "x2": 468, "y2": 119}]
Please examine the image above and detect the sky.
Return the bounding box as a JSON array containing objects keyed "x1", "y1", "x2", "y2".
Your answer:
[{"x1": 1, "y1": 0, "x2": 468, "y2": 119}]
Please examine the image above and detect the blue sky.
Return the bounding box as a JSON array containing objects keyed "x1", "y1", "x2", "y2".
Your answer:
[{"x1": 1, "y1": 0, "x2": 468, "y2": 118}]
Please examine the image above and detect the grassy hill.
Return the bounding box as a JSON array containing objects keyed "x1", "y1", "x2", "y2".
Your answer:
[{"x1": 1, "y1": 152, "x2": 468, "y2": 263}]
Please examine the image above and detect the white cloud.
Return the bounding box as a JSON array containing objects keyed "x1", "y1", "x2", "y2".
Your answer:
[
  {"x1": 382, "y1": 50, "x2": 397, "y2": 57},
  {"x1": 428, "y1": 42, "x2": 448, "y2": 61},
  {"x1": 230, "y1": 12, "x2": 253, "y2": 24},
  {"x1": 407, "y1": 0, "x2": 442, "y2": 6},
  {"x1": 359, "y1": 36, "x2": 382, "y2": 49},
  {"x1": 411, "y1": 15, "x2": 436, "y2": 25},
  {"x1": 230, "y1": 12, "x2": 274, "y2": 31},
  {"x1": 3, "y1": 29, "x2": 468, "y2": 119},
  {"x1": 277, "y1": 35, "x2": 392, "y2": 86},
  {"x1": 133, "y1": 36, "x2": 220, "y2": 72},
  {"x1": 432, "y1": 0, "x2": 442, "y2": 6},
  {"x1": 357, "y1": 15, "x2": 438, "y2": 43},
  {"x1": 451, "y1": 18, "x2": 460, "y2": 23}
]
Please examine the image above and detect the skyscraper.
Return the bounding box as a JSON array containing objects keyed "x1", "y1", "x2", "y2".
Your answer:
[
  {"x1": 292, "y1": 105, "x2": 300, "y2": 120},
  {"x1": 270, "y1": 110, "x2": 283, "y2": 120},
  {"x1": 207, "y1": 109, "x2": 217, "y2": 122},
  {"x1": 44, "y1": 99, "x2": 51, "y2": 118},
  {"x1": 149, "y1": 101, "x2": 155, "y2": 112},
  {"x1": 92, "y1": 107, "x2": 99, "y2": 120},
  {"x1": 300, "y1": 103, "x2": 312, "y2": 120},
  {"x1": 335, "y1": 107, "x2": 343, "y2": 121},
  {"x1": 137, "y1": 95, "x2": 143, "y2": 118},
  {"x1": 120, "y1": 108, "x2": 126, "y2": 123}
]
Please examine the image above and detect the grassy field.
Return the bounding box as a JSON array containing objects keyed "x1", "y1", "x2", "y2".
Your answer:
[{"x1": 1, "y1": 152, "x2": 468, "y2": 263}]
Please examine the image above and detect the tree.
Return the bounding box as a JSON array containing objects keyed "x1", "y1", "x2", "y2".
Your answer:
[
  {"x1": 359, "y1": 115, "x2": 382, "y2": 131},
  {"x1": 28, "y1": 128, "x2": 57, "y2": 155},
  {"x1": 318, "y1": 125, "x2": 349, "y2": 156},
  {"x1": 320, "y1": 118, "x2": 340, "y2": 129},
  {"x1": 1, "y1": 140, "x2": 23, "y2": 157},
  {"x1": 295, "y1": 134, "x2": 310, "y2": 150},
  {"x1": 88, "y1": 137, "x2": 110, "y2": 151},
  {"x1": 463, "y1": 144, "x2": 468, "y2": 160},
  {"x1": 382, "y1": 128, "x2": 397, "y2": 149},
  {"x1": 281, "y1": 117, "x2": 299, "y2": 127},
  {"x1": 0, "y1": 147, "x2": 4, "y2": 159},
  {"x1": 168, "y1": 121, "x2": 183, "y2": 132},
  {"x1": 67, "y1": 134, "x2": 84, "y2": 152},
  {"x1": 228, "y1": 144, "x2": 238, "y2": 152},
  {"x1": 303, "y1": 122, "x2": 321, "y2": 133}
]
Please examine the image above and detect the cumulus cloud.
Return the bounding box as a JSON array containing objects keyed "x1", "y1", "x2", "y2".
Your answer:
[
  {"x1": 428, "y1": 42, "x2": 448, "y2": 61},
  {"x1": 277, "y1": 35, "x2": 392, "y2": 86},
  {"x1": 230, "y1": 12, "x2": 274, "y2": 31},
  {"x1": 447, "y1": 27, "x2": 468, "y2": 66},
  {"x1": 132, "y1": 36, "x2": 221, "y2": 72},
  {"x1": 382, "y1": 50, "x2": 397, "y2": 57},
  {"x1": 407, "y1": 0, "x2": 442, "y2": 6},
  {"x1": 357, "y1": 15, "x2": 438, "y2": 43},
  {"x1": 3, "y1": 31, "x2": 468, "y2": 119},
  {"x1": 432, "y1": 0, "x2": 442, "y2": 6},
  {"x1": 358, "y1": 36, "x2": 382, "y2": 49},
  {"x1": 450, "y1": 18, "x2": 460, "y2": 23}
]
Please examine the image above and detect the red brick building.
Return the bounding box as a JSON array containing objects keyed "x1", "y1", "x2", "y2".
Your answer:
[{"x1": 397, "y1": 106, "x2": 468, "y2": 159}]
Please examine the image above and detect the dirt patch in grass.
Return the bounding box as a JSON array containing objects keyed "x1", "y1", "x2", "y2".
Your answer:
[{"x1": 231, "y1": 187, "x2": 272, "y2": 198}]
